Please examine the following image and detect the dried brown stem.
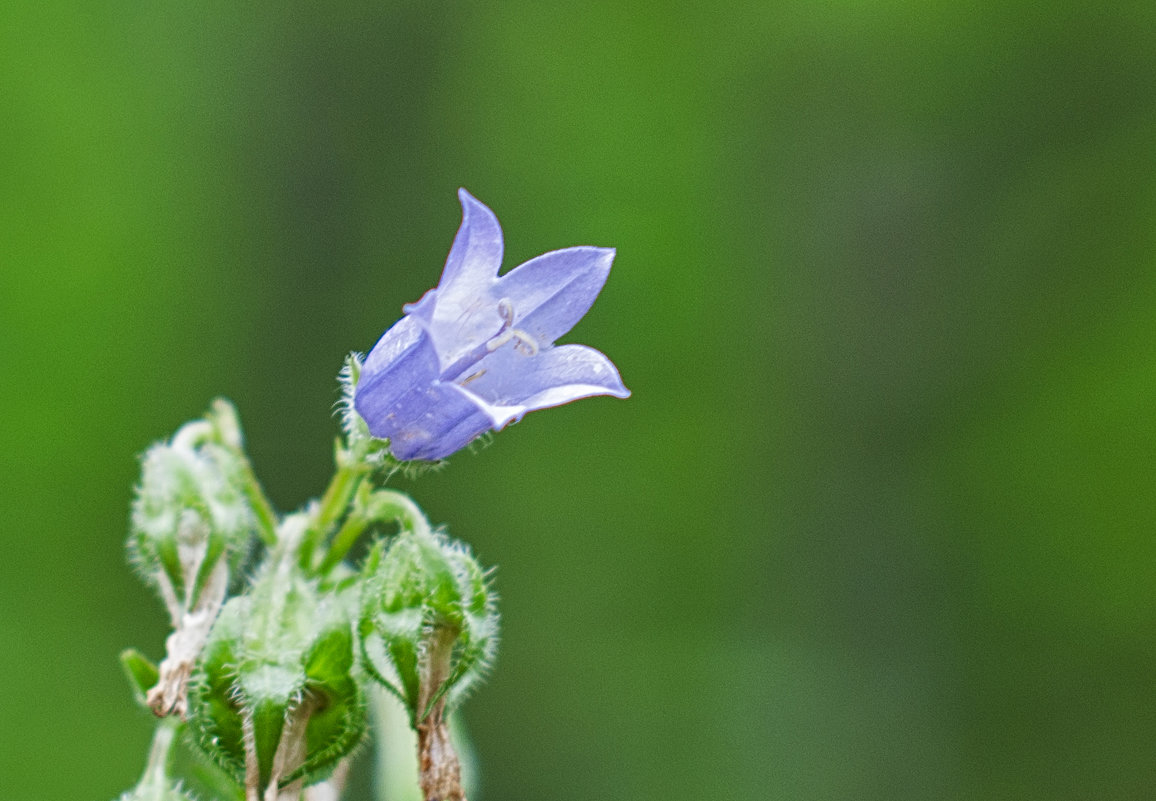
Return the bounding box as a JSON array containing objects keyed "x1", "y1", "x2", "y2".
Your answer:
[
  {"x1": 416, "y1": 627, "x2": 465, "y2": 801},
  {"x1": 148, "y1": 558, "x2": 229, "y2": 717},
  {"x1": 417, "y1": 713, "x2": 464, "y2": 801}
]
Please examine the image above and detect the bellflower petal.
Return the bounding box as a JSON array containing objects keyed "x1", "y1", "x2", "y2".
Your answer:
[
  {"x1": 436, "y1": 188, "x2": 505, "y2": 304},
  {"x1": 492, "y1": 246, "x2": 615, "y2": 345},
  {"x1": 361, "y1": 314, "x2": 427, "y2": 378},
  {"x1": 382, "y1": 384, "x2": 490, "y2": 461},
  {"x1": 454, "y1": 344, "x2": 629, "y2": 427},
  {"x1": 358, "y1": 322, "x2": 443, "y2": 431},
  {"x1": 405, "y1": 191, "x2": 506, "y2": 370},
  {"x1": 355, "y1": 189, "x2": 629, "y2": 461}
]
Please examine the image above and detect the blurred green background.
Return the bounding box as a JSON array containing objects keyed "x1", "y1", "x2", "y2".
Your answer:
[{"x1": 4, "y1": 2, "x2": 1156, "y2": 799}]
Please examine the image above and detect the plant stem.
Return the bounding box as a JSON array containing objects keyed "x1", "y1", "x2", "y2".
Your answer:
[
  {"x1": 240, "y1": 460, "x2": 280, "y2": 547},
  {"x1": 416, "y1": 627, "x2": 465, "y2": 801},
  {"x1": 317, "y1": 514, "x2": 370, "y2": 575},
  {"x1": 137, "y1": 717, "x2": 181, "y2": 793},
  {"x1": 302, "y1": 457, "x2": 367, "y2": 569},
  {"x1": 318, "y1": 490, "x2": 430, "y2": 575}
]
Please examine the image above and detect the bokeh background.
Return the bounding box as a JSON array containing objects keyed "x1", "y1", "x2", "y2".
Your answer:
[{"x1": 4, "y1": 3, "x2": 1156, "y2": 799}]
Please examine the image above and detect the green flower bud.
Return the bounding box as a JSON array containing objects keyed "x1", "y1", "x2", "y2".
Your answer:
[
  {"x1": 129, "y1": 421, "x2": 253, "y2": 610},
  {"x1": 359, "y1": 531, "x2": 498, "y2": 720},
  {"x1": 129, "y1": 401, "x2": 258, "y2": 717},
  {"x1": 189, "y1": 522, "x2": 366, "y2": 799},
  {"x1": 359, "y1": 530, "x2": 498, "y2": 801}
]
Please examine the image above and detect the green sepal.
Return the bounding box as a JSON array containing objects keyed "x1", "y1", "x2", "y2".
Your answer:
[
  {"x1": 168, "y1": 723, "x2": 245, "y2": 801},
  {"x1": 190, "y1": 529, "x2": 228, "y2": 609},
  {"x1": 188, "y1": 599, "x2": 248, "y2": 782},
  {"x1": 284, "y1": 624, "x2": 366, "y2": 787},
  {"x1": 358, "y1": 615, "x2": 420, "y2": 708},
  {"x1": 120, "y1": 649, "x2": 160, "y2": 709},
  {"x1": 153, "y1": 526, "x2": 186, "y2": 606},
  {"x1": 304, "y1": 624, "x2": 355, "y2": 682},
  {"x1": 245, "y1": 672, "x2": 294, "y2": 791}
]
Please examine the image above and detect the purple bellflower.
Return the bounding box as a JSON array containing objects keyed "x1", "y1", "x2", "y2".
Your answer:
[{"x1": 355, "y1": 189, "x2": 630, "y2": 461}]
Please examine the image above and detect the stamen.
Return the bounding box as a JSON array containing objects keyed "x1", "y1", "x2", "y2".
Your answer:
[
  {"x1": 458, "y1": 369, "x2": 487, "y2": 387},
  {"x1": 486, "y1": 327, "x2": 540, "y2": 356},
  {"x1": 496, "y1": 297, "x2": 516, "y2": 327},
  {"x1": 441, "y1": 299, "x2": 530, "y2": 382},
  {"x1": 512, "y1": 331, "x2": 539, "y2": 356}
]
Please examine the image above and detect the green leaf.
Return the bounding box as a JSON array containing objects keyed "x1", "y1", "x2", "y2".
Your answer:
[{"x1": 120, "y1": 649, "x2": 159, "y2": 709}]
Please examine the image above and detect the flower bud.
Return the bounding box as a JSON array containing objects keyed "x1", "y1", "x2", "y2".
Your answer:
[
  {"x1": 188, "y1": 529, "x2": 366, "y2": 799},
  {"x1": 359, "y1": 531, "x2": 497, "y2": 801},
  {"x1": 359, "y1": 531, "x2": 497, "y2": 718},
  {"x1": 129, "y1": 402, "x2": 257, "y2": 717},
  {"x1": 130, "y1": 430, "x2": 252, "y2": 609}
]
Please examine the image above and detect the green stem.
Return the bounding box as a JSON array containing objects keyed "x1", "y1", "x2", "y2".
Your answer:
[
  {"x1": 317, "y1": 514, "x2": 370, "y2": 575},
  {"x1": 316, "y1": 458, "x2": 366, "y2": 535},
  {"x1": 362, "y1": 490, "x2": 430, "y2": 540},
  {"x1": 137, "y1": 717, "x2": 181, "y2": 793},
  {"x1": 304, "y1": 463, "x2": 367, "y2": 567},
  {"x1": 239, "y1": 458, "x2": 279, "y2": 547},
  {"x1": 317, "y1": 490, "x2": 430, "y2": 575}
]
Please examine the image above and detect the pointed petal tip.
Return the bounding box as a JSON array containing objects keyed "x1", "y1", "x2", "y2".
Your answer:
[
  {"x1": 454, "y1": 188, "x2": 501, "y2": 244},
  {"x1": 588, "y1": 246, "x2": 616, "y2": 275},
  {"x1": 601, "y1": 374, "x2": 631, "y2": 400},
  {"x1": 598, "y1": 246, "x2": 616, "y2": 276},
  {"x1": 457, "y1": 187, "x2": 490, "y2": 215},
  {"x1": 578, "y1": 247, "x2": 616, "y2": 286},
  {"x1": 438, "y1": 187, "x2": 504, "y2": 297}
]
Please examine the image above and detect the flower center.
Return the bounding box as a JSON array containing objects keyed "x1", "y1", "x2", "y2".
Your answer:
[
  {"x1": 485, "y1": 298, "x2": 540, "y2": 357},
  {"x1": 442, "y1": 299, "x2": 542, "y2": 386}
]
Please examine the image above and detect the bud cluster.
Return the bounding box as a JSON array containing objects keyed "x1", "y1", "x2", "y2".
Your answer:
[{"x1": 116, "y1": 398, "x2": 498, "y2": 801}]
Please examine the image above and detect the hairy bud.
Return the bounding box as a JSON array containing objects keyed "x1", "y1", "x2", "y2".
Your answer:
[
  {"x1": 359, "y1": 530, "x2": 497, "y2": 801},
  {"x1": 189, "y1": 516, "x2": 366, "y2": 800},
  {"x1": 129, "y1": 400, "x2": 256, "y2": 716}
]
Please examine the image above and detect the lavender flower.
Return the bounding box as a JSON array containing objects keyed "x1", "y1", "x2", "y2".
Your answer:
[{"x1": 355, "y1": 189, "x2": 630, "y2": 461}]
